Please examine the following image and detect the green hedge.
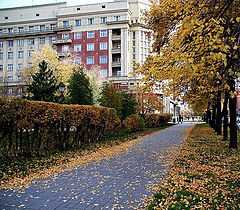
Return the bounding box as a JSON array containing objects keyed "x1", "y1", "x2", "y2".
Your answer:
[{"x1": 0, "y1": 98, "x2": 120, "y2": 159}]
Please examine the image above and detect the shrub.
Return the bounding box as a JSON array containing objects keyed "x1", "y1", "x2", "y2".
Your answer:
[
  {"x1": 123, "y1": 114, "x2": 145, "y2": 132},
  {"x1": 0, "y1": 98, "x2": 119, "y2": 159},
  {"x1": 144, "y1": 113, "x2": 172, "y2": 128}
]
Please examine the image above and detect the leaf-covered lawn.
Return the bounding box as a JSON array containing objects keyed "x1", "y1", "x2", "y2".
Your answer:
[{"x1": 148, "y1": 124, "x2": 240, "y2": 209}]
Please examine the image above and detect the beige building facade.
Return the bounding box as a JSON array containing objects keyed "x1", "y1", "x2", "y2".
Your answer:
[{"x1": 0, "y1": 0, "x2": 151, "y2": 96}]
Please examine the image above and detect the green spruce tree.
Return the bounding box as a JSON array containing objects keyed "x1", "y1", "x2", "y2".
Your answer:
[
  {"x1": 68, "y1": 68, "x2": 93, "y2": 105},
  {"x1": 27, "y1": 60, "x2": 58, "y2": 102}
]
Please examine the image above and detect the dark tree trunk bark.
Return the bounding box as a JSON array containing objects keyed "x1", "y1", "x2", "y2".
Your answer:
[
  {"x1": 222, "y1": 92, "x2": 229, "y2": 141},
  {"x1": 216, "y1": 91, "x2": 222, "y2": 135},
  {"x1": 229, "y1": 79, "x2": 237, "y2": 149}
]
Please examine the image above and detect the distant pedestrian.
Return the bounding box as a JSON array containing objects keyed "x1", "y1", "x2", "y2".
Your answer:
[{"x1": 173, "y1": 117, "x2": 176, "y2": 123}]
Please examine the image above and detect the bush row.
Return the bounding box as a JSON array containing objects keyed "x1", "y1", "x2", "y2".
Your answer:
[
  {"x1": 123, "y1": 113, "x2": 172, "y2": 132},
  {"x1": 0, "y1": 98, "x2": 120, "y2": 159}
]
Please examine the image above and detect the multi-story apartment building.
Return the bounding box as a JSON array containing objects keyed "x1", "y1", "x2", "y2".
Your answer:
[{"x1": 0, "y1": 0, "x2": 152, "y2": 96}]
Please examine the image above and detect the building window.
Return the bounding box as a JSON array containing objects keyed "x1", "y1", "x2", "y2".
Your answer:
[
  {"x1": 50, "y1": 36, "x2": 56, "y2": 43},
  {"x1": 7, "y1": 76, "x2": 13, "y2": 82},
  {"x1": 75, "y1": 58, "x2": 82, "y2": 64},
  {"x1": 75, "y1": 20, "x2": 81, "y2": 26},
  {"x1": 29, "y1": 26, "x2": 34, "y2": 32},
  {"x1": 100, "y1": 69, "x2": 108, "y2": 77},
  {"x1": 17, "y1": 39, "x2": 24, "y2": 46},
  {"x1": 0, "y1": 65, "x2": 3, "y2": 71},
  {"x1": 88, "y1": 18, "x2": 94, "y2": 25},
  {"x1": 0, "y1": 77, "x2": 3, "y2": 82},
  {"x1": 133, "y1": 54, "x2": 136, "y2": 59},
  {"x1": 8, "y1": 52, "x2": 13, "y2": 59},
  {"x1": 7, "y1": 64, "x2": 13, "y2": 71},
  {"x1": 39, "y1": 37, "x2": 45, "y2": 44},
  {"x1": 36, "y1": 14, "x2": 39, "y2": 17},
  {"x1": 0, "y1": 29, "x2": 2, "y2": 35},
  {"x1": 133, "y1": 41, "x2": 136, "y2": 46},
  {"x1": 5, "y1": 17, "x2": 8, "y2": 20},
  {"x1": 40, "y1": 25, "x2": 45, "y2": 31},
  {"x1": 62, "y1": 45, "x2": 69, "y2": 52},
  {"x1": 100, "y1": 30, "x2": 107, "y2": 37},
  {"x1": 114, "y1": 16, "x2": 121, "y2": 21},
  {"x1": 18, "y1": 51, "x2": 24, "y2": 58},
  {"x1": 8, "y1": 28, "x2": 13, "y2": 34},
  {"x1": 8, "y1": 40, "x2": 13, "y2": 46},
  {"x1": 17, "y1": 75, "x2": 22, "y2": 82},
  {"x1": 87, "y1": 43, "x2": 94, "y2": 51},
  {"x1": 50, "y1": 24, "x2": 56, "y2": 29},
  {"x1": 8, "y1": 88, "x2": 13, "y2": 95},
  {"x1": 100, "y1": 42, "x2": 107, "y2": 50},
  {"x1": 87, "y1": 31, "x2": 94, "y2": 38},
  {"x1": 0, "y1": 41, "x2": 3, "y2": 47},
  {"x1": 62, "y1": 33, "x2": 69, "y2": 39},
  {"x1": 63, "y1": 21, "x2": 69, "y2": 27},
  {"x1": 74, "y1": 32, "x2": 82, "y2": 39},
  {"x1": 28, "y1": 50, "x2": 34, "y2": 57},
  {"x1": 18, "y1": 27, "x2": 24, "y2": 33},
  {"x1": 133, "y1": 31, "x2": 136, "y2": 39},
  {"x1": 29, "y1": 38, "x2": 34, "y2": 45},
  {"x1": 18, "y1": 88, "x2": 23, "y2": 94},
  {"x1": 100, "y1": 17, "x2": 107, "y2": 23},
  {"x1": 0, "y1": 53, "x2": 3, "y2": 59},
  {"x1": 99, "y1": 56, "x2": 107, "y2": 64},
  {"x1": 74, "y1": 44, "x2": 81, "y2": 52},
  {"x1": 133, "y1": 47, "x2": 136, "y2": 53},
  {"x1": 18, "y1": 64, "x2": 23, "y2": 71},
  {"x1": 87, "y1": 57, "x2": 94, "y2": 64}
]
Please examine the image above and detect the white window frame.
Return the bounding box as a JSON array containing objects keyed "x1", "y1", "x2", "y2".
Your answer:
[
  {"x1": 8, "y1": 40, "x2": 13, "y2": 46},
  {"x1": 7, "y1": 76, "x2": 13, "y2": 82},
  {"x1": 75, "y1": 19, "x2": 81, "y2": 26},
  {"x1": 39, "y1": 37, "x2": 45, "y2": 44},
  {"x1": 99, "y1": 56, "x2": 107, "y2": 64},
  {"x1": 114, "y1": 16, "x2": 121, "y2": 21},
  {"x1": 100, "y1": 30, "x2": 108, "y2": 37},
  {"x1": 74, "y1": 44, "x2": 81, "y2": 52},
  {"x1": 28, "y1": 50, "x2": 34, "y2": 57},
  {"x1": 88, "y1": 18, "x2": 94, "y2": 25},
  {"x1": 100, "y1": 42, "x2": 107, "y2": 50},
  {"x1": 87, "y1": 43, "x2": 94, "y2": 51},
  {"x1": 62, "y1": 33, "x2": 69, "y2": 39},
  {"x1": 18, "y1": 51, "x2": 24, "y2": 58},
  {"x1": 29, "y1": 38, "x2": 34, "y2": 45},
  {"x1": 7, "y1": 64, "x2": 13, "y2": 71},
  {"x1": 18, "y1": 64, "x2": 23, "y2": 71},
  {"x1": 87, "y1": 31, "x2": 94, "y2": 38},
  {"x1": 8, "y1": 52, "x2": 13, "y2": 59},
  {"x1": 17, "y1": 39, "x2": 24, "y2": 46},
  {"x1": 100, "y1": 17, "x2": 107, "y2": 24},
  {"x1": 86, "y1": 56, "x2": 94, "y2": 64},
  {"x1": 62, "y1": 45, "x2": 69, "y2": 52},
  {"x1": 74, "y1": 32, "x2": 82, "y2": 39},
  {"x1": 63, "y1": 21, "x2": 69, "y2": 27},
  {"x1": 0, "y1": 41, "x2": 3, "y2": 47},
  {"x1": 75, "y1": 58, "x2": 82, "y2": 64},
  {"x1": 29, "y1": 26, "x2": 34, "y2": 32}
]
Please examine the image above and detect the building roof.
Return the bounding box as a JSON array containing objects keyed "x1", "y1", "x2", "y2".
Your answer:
[{"x1": 0, "y1": 2, "x2": 67, "y2": 10}]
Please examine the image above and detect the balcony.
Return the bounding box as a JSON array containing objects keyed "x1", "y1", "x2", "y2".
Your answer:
[
  {"x1": 112, "y1": 61, "x2": 121, "y2": 67},
  {"x1": 107, "y1": 20, "x2": 130, "y2": 25},
  {"x1": 54, "y1": 26, "x2": 72, "y2": 32},
  {"x1": 112, "y1": 35, "x2": 121, "y2": 40},
  {"x1": 52, "y1": 39, "x2": 72, "y2": 45},
  {"x1": 58, "y1": 52, "x2": 71, "y2": 57},
  {"x1": 111, "y1": 48, "x2": 121, "y2": 53}
]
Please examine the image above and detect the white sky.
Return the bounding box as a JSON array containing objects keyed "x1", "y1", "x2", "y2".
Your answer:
[{"x1": 0, "y1": 0, "x2": 113, "y2": 9}]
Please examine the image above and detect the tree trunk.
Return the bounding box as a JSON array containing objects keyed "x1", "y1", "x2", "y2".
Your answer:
[
  {"x1": 229, "y1": 79, "x2": 237, "y2": 149},
  {"x1": 222, "y1": 92, "x2": 229, "y2": 141},
  {"x1": 216, "y1": 91, "x2": 222, "y2": 135},
  {"x1": 211, "y1": 103, "x2": 217, "y2": 131}
]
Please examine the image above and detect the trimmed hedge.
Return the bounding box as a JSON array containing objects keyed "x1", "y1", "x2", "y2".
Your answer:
[
  {"x1": 0, "y1": 98, "x2": 120, "y2": 159},
  {"x1": 123, "y1": 114, "x2": 145, "y2": 132},
  {"x1": 144, "y1": 113, "x2": 172, "y2": 128}
]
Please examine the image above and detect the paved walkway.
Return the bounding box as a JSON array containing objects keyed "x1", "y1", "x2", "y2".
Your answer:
[{"x1": 0, "y1": 123, "x2": 193, "y2": 209}]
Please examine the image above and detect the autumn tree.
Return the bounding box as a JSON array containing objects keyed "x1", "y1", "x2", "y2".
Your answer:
[
  {"x1": 138, "y1": 0, "x2": 240, "y2": 148},
  {"x1": 99, "y1": 83, "x2": 123, "y2": 118},
  {"x1": 27, "y1": 60, "x2": 58, "y2": 102},
  {"x1": 23, "y1": 44, "x2": 76, "y2": 86}
]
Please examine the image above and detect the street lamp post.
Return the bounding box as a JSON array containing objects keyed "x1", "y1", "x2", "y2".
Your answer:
[{"x1": 59, "y1": 82, "x2": 66, "y2": 103}]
